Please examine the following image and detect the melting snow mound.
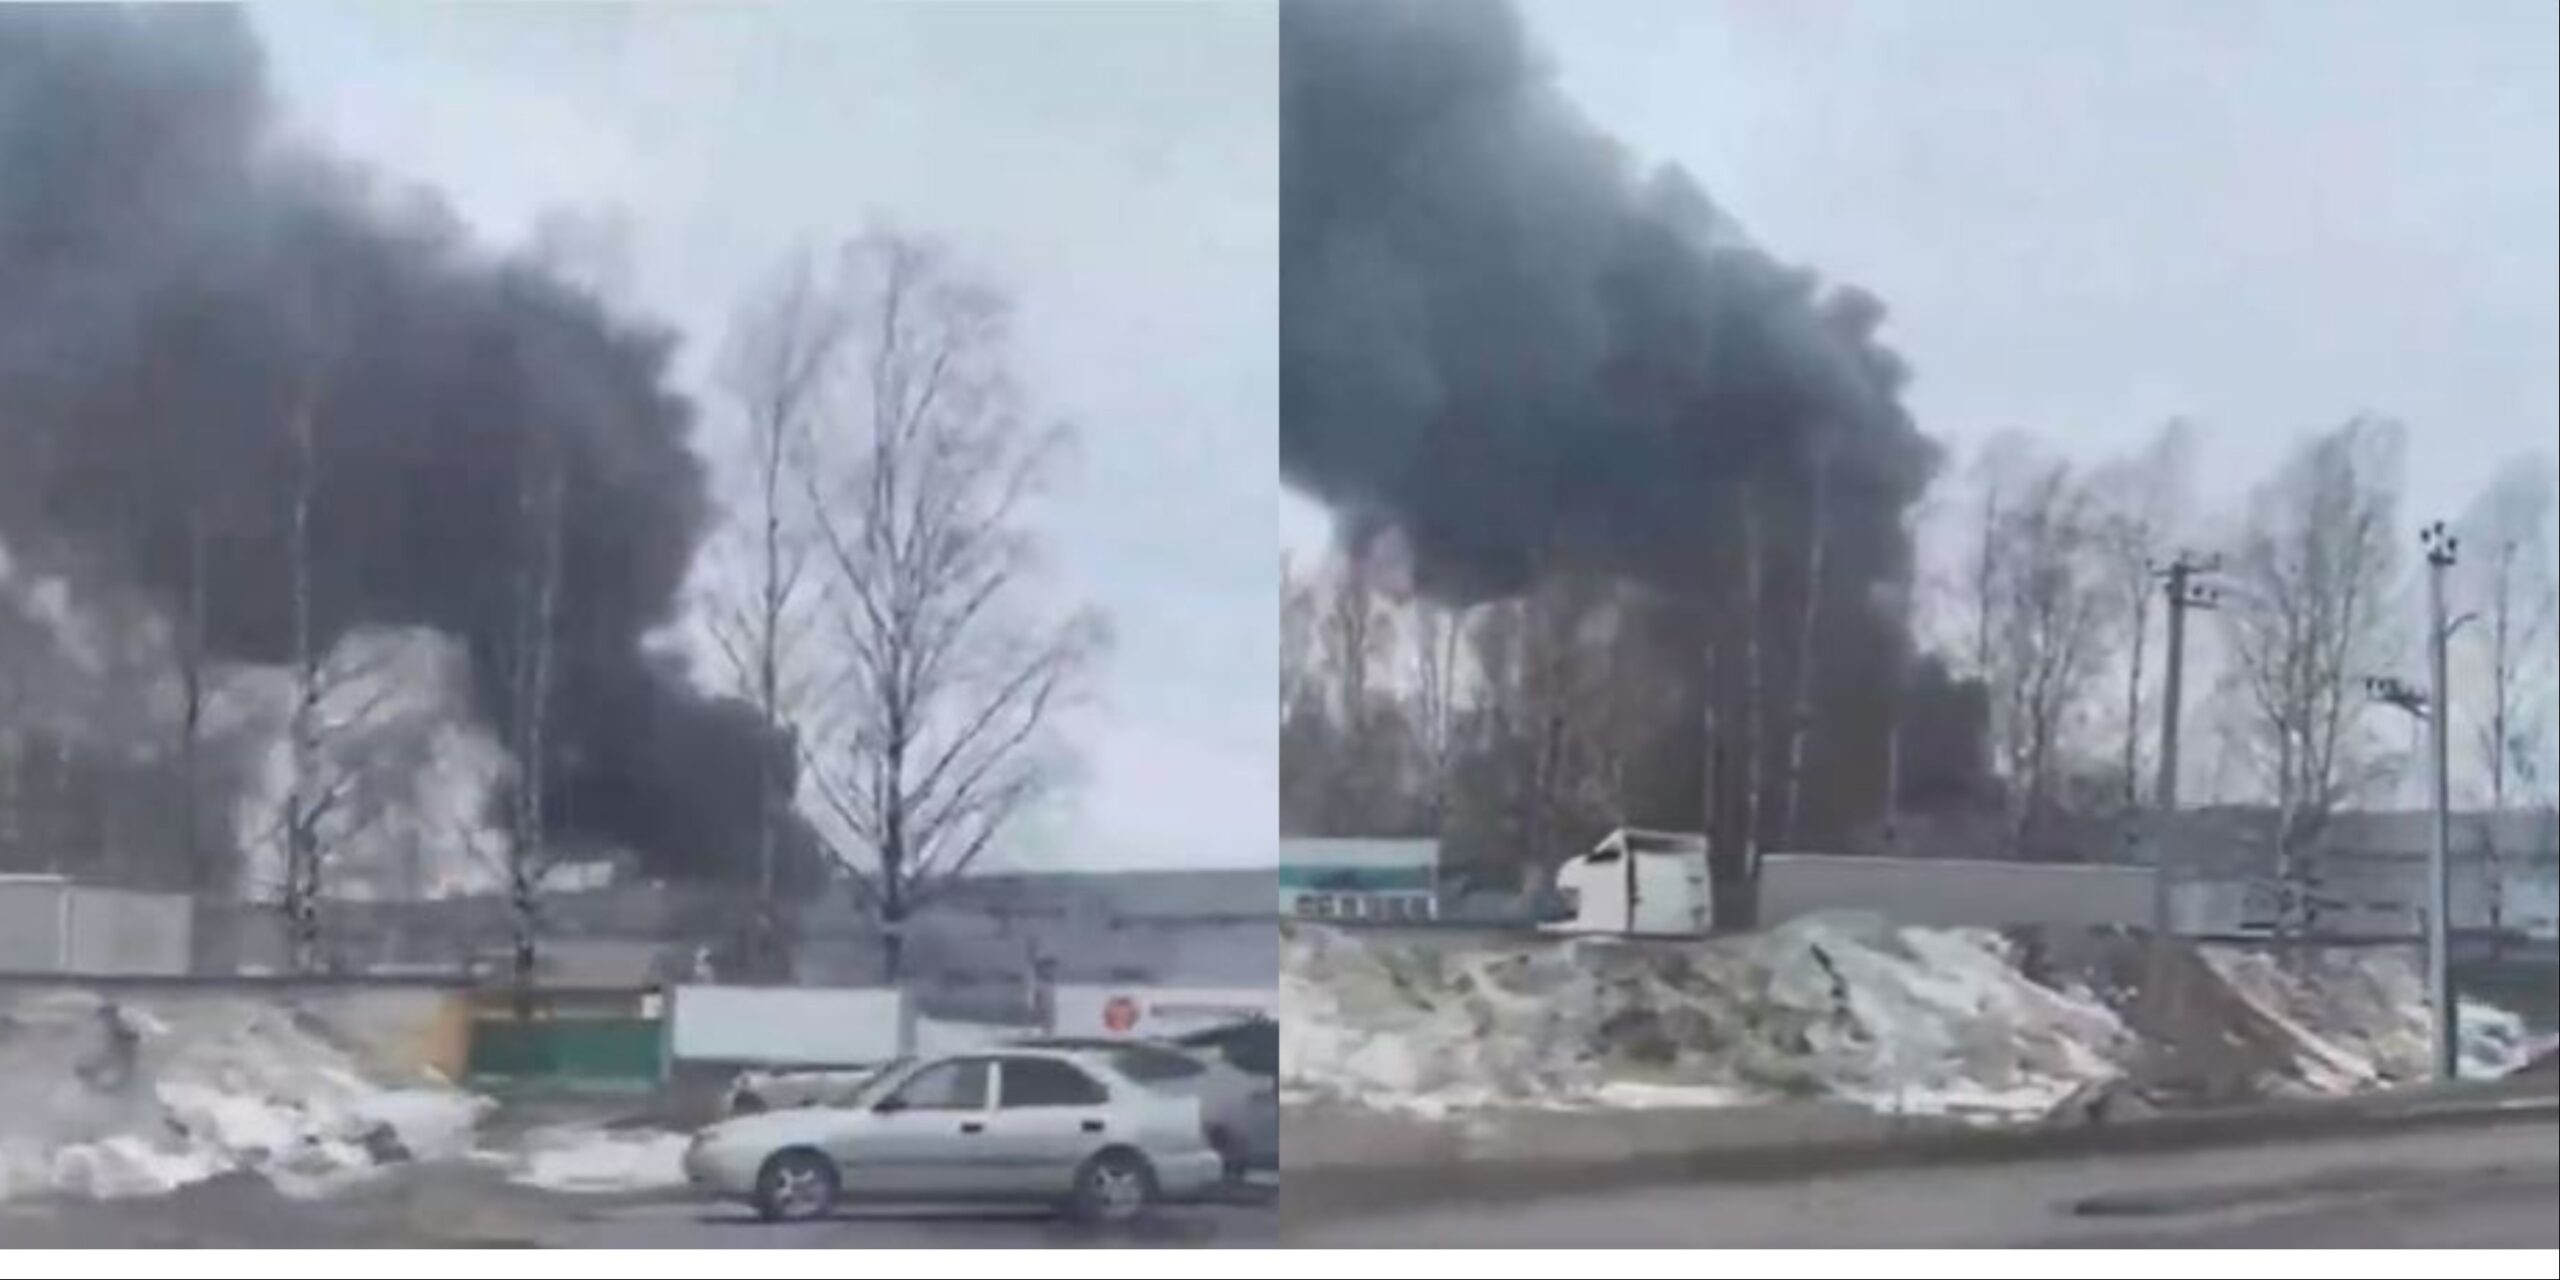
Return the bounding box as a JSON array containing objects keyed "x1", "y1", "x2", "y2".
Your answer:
[
  {"x1": 0, "y1": 991, "x2": 491, "y2": 1202},
  {"x1": 1282, "y1": 915, "x2": 2537, "y2": 1121},
  {"x1": 505, "y1": 1125, "x2": 690, "y2": 1193},
  {"x1": 1283, "y1": 914, "x2": 2134, "y2": 1120}
]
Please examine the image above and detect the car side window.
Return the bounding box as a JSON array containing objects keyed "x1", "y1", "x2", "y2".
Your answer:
[
  {"x1": 998, "y1": 1057, "x2": 1109, "y2": 1108},
  {"x1": 885, "y1": 1059, "x2": 990, "y2": 1111}
]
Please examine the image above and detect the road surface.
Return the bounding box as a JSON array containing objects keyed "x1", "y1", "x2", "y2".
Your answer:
[
  {"x1": 1282, "y1": 1114, "x2": 2560, "y2": 1248},
  {"x1": 543, "y1": 1194, "x2": 1277, "y2": 1248},
  {"x1": 0, "y1": 1169, "x2": 1275, "y2": 1248}
]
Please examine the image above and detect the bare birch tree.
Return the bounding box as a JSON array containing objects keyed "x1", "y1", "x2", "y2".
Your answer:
[
  {"x1": 2455, "y1": 458, "x2": 2558, "y2": 948},
  {"x1": 1317, "y1": 543, "x2": 1401, "y2": 831},
  {"x1": 801, "y1": 231, "x2": 1099, "y2": 981},
  {"x1": 1280, "y1": 555, "x2": 1318, "y2": 723},
  {"x1": 703, "y1": 249, "x2": 848, "y2": 979},
  {"x1": 506, "y1": 428, "x2": 567, "y2": 1008},
  {"x1": 279, "y1": 371, "x2": 327, "y2": 970},
  {"x1": 1775, "y1": 448, "x2": 1831, "y2": 849},
  {"x1": 2092, "y1": 421, "x2": 2193, "y2": 810},
  {"x1": 2220, "y1": 417, "x2": 2405, "y2": 936},
  {"x1": 1407, "y1": 596, "x2": 1468, "y2": 833},
  {"x1": 1984, "y1": 460, "x2": 2114, "y2": 852}
]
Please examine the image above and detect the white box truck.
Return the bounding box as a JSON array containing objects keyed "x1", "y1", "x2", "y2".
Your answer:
[{"x1": 1541, "y1": 828, "x2": 1713, "y2": 938}]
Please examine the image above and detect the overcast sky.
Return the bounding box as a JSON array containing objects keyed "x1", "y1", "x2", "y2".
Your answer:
[
  {"x1": 252, "y1": 2, "x2": 1278, "y2": 872},
  {"x1": 1285, "y1": 0, "x2": 2560, "y2": 565}
]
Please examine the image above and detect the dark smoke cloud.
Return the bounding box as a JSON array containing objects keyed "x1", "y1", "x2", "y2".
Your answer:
[
  {"x1": 1281, "y1": 0, "x2": 1937, "y2": 600},
  {"x1": 0, "y1": 8, "x2": 812, "y2": 886}
]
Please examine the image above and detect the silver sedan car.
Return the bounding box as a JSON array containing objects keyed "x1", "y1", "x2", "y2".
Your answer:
[
  {"x1": 1014, "y1": 1025, "x2": 1278, "y2": 1181},
  {"x1": 681, "y1": 1046, "x2": 1225, "y2": 1223}
]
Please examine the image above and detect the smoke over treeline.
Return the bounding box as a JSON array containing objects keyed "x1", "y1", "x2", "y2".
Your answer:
[
  {"x1": 0, "y1": 8, "x2": 811, "y2": 887},
  {"x1": 1280, "y1": 1, "x2": 1985, "y2": 886},
  {"x1": 1282, "y1": 0, "x2": 1934, "y2": 599}
]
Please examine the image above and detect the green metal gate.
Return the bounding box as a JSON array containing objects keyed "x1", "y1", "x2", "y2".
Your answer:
[{"x1": 466, "y1": 1017, "x2": 664, "y2": 1086}]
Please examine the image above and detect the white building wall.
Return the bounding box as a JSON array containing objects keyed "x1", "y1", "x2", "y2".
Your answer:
[
  {"x1": 0, "y1": 879, "x2": 190, "y2": 975},
  {"x1": 0, "y1": 877, "x2": 70, "y2": 970},
  {"x1": 1760, "y1": 854, "x2": 2158, "y2": 931}
]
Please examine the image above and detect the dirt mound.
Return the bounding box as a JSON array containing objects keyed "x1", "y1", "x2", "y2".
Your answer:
[{"x1": 2030, "y1": 932, "x2": 2534, "y2": 1107}]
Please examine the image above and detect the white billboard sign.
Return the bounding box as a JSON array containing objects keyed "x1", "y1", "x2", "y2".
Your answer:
[
  {"x1": 1048, "y1": 985, "x2": 1275, "y2": 1040},
  {"x1": 669, "y1": 985, "x2": 907, "y2": 1067}
]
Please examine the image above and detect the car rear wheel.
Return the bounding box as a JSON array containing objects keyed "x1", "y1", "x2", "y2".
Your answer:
[
  {"x1": 1070, "y1": 1148, "x2": 1157, "y2": 1224},
  {"x1": 753, "y1": 1148, "x2": 839, "y2": 1223},
  {"x1": 1207, "y1": 1127, "x2": 1247, "y2": 1185}
]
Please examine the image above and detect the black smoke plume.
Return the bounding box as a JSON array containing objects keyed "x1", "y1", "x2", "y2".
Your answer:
[
  {"x1": 0, "y1": 8, "x2": 812, "y2": 887},
  {"x1": 1283, "y1": 0, "x2": 1934, "y2": 598},
  {"x1": 1283, "y1": 1, "x2": 1985, "y2": 860}
]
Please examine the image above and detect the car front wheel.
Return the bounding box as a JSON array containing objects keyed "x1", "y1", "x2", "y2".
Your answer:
[
  {"x1": 1070, "y1": 1149, "x2": 1157, "y2": 1224},
  {"x1": 752, "y1": 1148, "x2": 839, "y2": 1223}
]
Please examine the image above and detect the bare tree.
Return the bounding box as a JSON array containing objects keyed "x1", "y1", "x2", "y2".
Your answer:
[
  {"x1": 279, "y1": 372, "x2": 327, "y2": 970},
  {"x1": 506, "y1": 430, "x2": 567, "y2": 1008},
  {"x1": 1984, "y1": 460, "x2": 2114, "y2": 852},
  {"x1": 2220, "y1": 417, "x2": 2405, "y2": 936},
  {"x1": 800, "y1": 231, "x2": 1100, "y2": 982},
  {"x1": 2455, "y1": 458, "x2": 2558, "y2": 948},
  {"x1": 1963, "y1": 435, "x2": 2029, "y2": 683},
  {"x1": 1737, "y1": 496, "x2": 1767, "y2": 864},
  {"x1": 703, "y1": 249, "x2": 848, "y2": 980},
  {"x1": 1280, "y1": 555, "x2": 1318, "y2": 723},
  {"x1": 268, "y1": 339, "x2": 403, "y2": 972},
  {"x1": 1461, "y1": 565, "x2": 1615, "y2": 891},
  {"x1": 1407, "y1": 596, "x2": 1468, "y2": 833},
  {"x1": 1316, "y1": 543, "x2": 1403, "y2": 832},
  {"x1": 2092, "y1": 421, "x2": 2193, "y2": 810},
  {"x1": 1775, "y1": 449, "x2": 1832, "y2": 849}
]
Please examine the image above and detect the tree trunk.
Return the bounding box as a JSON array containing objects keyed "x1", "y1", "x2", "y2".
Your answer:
[
  {"x1": 1739, "y1": 497, "x2": 1765, "y2": 888},
  {"x1": 0, "y1": 736, "x2": 15, "y2": 868},
  {"x1": 510, "y1": 448, "x2": 564, "y2": 1017},
  {"x1": 1779, "y1": 456, "x2": 1829, "y2": 849},
  {"x1": 2486, "y1": 544, "x2": 2510, "y2": 958},
  {"x1": 284, "y1": 388, "x2": 322, "y2": 974},
  {"x1": 753, "y1": 422, "x2": 787, "y2": 980},
  {"x1": 2122, "y1": 581, "x2": 2149, "y2": 812},
  {"x1": 179, "y1": 509, "x2": 208, "y2": 894}
]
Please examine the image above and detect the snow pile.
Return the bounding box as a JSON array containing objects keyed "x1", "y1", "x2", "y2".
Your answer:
[
  {"x1": 504, "y1": 1124, "x2": 689, "y2": 1193},
  {"x1": 0, "y1": 992, "x2": 490, "y2": 1202},
  {"x1": 1282, "y1": 915, "x2": 2135, "y2": 1120},
  {"x1": 1283, "y1": 919, "x2": 2540, "y2": 1120}
]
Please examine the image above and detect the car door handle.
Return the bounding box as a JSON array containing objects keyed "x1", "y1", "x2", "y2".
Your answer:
[
  {"x1": 1080, "y1": 1119, "x2": 1104, "y2": 1133},
  {"x1": 960, "y1": 1122, "x2": 984, "y2": 1134}
]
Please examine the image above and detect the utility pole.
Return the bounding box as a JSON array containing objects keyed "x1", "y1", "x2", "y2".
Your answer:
[
  {"x1": 2150, "y1": 551, "x2": 2220, "y2": 935},
  {"x1": 2422, "y1": 520, "x2": 2459, "y2": 1081}
]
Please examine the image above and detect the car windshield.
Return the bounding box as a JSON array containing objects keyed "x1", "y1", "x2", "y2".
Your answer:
[{"x1": 840, "y1": 1059, "x2": 917, "y2": 1106}]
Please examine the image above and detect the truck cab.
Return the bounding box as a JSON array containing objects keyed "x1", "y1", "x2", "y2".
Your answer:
[{"x1": 1540, "y1": 828, "x2": 1712, "y2": 937}]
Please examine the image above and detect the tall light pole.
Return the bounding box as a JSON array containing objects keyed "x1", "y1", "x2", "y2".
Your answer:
[
  {"x1": 2151, "y1": 551, "x2": 2220, "y2": 935},
  {"x1": 2421, "y1": 520, "x2": 2459, "y2": 1082}
]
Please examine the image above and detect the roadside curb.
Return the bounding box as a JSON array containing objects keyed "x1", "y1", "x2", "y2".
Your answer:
[{"x1": 1283, "y1": 1084, "x2": 2560, "y2": 1222}]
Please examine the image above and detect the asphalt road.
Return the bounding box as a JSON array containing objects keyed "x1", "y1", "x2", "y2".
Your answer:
[
  {"x1": 1281, "y1": 1114, "x2": 2560, "y2": 1248},
  {"x1": 544, "y1": 1193, "x2": 1277, "y2": 1248},
  {"x1": 0, "y1": 1169, "x2": 1275, "y2": 1249}
]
